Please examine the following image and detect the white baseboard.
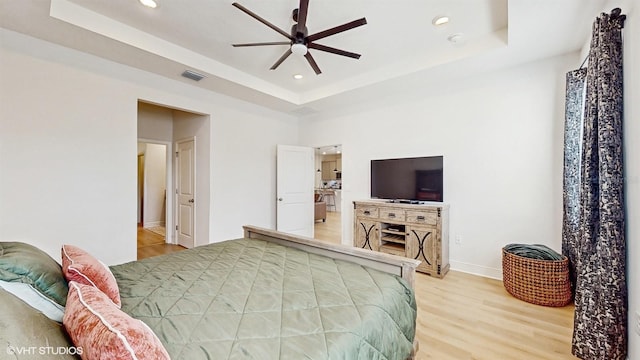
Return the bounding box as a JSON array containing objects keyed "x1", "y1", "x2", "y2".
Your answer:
[
  {"x1": 450, "y1": 260, "x2": 502, "y2": 280},
  {"x1": 143, "y1": 221, "x2": 165, "y2": 228}
]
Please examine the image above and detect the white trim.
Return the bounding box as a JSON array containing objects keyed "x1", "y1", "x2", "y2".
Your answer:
[
  {"x1": 449, "y1": 260, "x2": 502, "y2": 280},
  {"x1": 142, "y1": 221, "x2": 165, "y2": 228}
]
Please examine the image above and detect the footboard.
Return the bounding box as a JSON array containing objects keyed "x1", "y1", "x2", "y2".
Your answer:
[{"x1": 243, "y1": 225, "x2": 420, "y2": 287}]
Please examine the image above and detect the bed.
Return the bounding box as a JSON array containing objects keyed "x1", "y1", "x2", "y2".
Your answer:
[{"x1": 0, "y1": 226, "x2": 420, "y2": 360}]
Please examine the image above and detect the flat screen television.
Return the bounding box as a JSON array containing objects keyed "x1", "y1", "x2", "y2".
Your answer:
[{"x1": 371, "y1": 156, "x2": 443, "y2": 202}]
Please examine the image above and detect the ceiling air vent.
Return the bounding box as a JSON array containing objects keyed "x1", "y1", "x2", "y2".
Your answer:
[{"x1": 181, "y1": 70, "x2": 206, "y2": 82}]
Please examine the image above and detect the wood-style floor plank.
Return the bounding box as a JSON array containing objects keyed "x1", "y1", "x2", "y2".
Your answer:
[
  {"x1": 313, "y1": 210, "x2": 342, "y2": 244},
  {"x1": 414, "y1": 268, "x2": 577, "y2": 359},
  {"x1": 137, "y1": 226, "x2": 185, "y2": 260}
]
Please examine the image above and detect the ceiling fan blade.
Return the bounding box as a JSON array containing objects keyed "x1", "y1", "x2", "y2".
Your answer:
[
  {"x1": 307, "y1": 43, "x2": 361, "y2": 59},
  {"x1": 304, "y1": 52, "x2": 322, "y2": 75},
  {"x1": 296, "y1": 0, "x2": 309, "y2": 34},
  {"x1": 306, "y1": 18, "x2": 367, "y2": 42},
  {"x1": 270, "y1": 49, "x2": 293, "y2": 70},
  {"x1": 232, "y1": 3, "x2": 293, "y2": 40},
  {"x1": 233, "y1": 42, "x2": 291, "y2": 47}
]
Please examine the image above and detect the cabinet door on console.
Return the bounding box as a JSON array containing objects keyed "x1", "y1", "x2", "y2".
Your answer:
[
  {"x1": 354, "y1": 219, "x2": 379, "y2": 251},
  {"x1": 405, "y1": 226, "x2": 437, "y2": 275}
]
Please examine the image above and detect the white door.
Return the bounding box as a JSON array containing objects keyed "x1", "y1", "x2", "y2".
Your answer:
[
  {"x1": 176, "y1": 138, "x2": 195, "y2": 248},
  {"x1": 276, "y1": 145, "x2": 315, "y2": 237}
]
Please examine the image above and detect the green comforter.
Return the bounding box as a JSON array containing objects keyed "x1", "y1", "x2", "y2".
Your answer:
[{"x1": 110, "y1": 238, "x2": 416, "y2": 359}]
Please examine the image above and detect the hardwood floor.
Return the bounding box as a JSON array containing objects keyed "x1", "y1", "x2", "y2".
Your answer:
[
  {"x1": 415, "y1": 271, "x2": 577, "y2": 359},
  {"x1": 312, "y1": 213, "x2": 578, "y2": 360},
  {"x1": 137, "y1": 219, "x2": 577, "y2": 359},
  {"x1": 314, "y1": 210, "x2": 342, "y2": 244},
  {"x1": 137, "y1": 226, "x2": 186, "y2": 260}
]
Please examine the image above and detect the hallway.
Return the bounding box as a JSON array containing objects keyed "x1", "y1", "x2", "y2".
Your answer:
[{"x1": 137, "y1": 226, "x2": 185, "y2": 260}]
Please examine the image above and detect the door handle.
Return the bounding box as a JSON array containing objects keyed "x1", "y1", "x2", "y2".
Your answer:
[
  {"x1": 278, "y1": 198, "x2": 283, "y2": 201},
  {"x1": 188, "y1": 199, "x2": 194, "y2": 203}
]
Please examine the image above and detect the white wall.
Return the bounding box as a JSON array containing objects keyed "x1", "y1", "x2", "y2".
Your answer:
[
  {"x1": 0, "y1": 28, "x2": 298, "y2": 265},
  {"x1": 142, "y1": 143, "x2": 166, "y2": 227},
  {"x1": 0, "y1": 35, "x2": 137, "y2": 265},
  {"x1": 623, "y1": 3, "x2": 639, "y2": 358},
  {"x1": 138, "y1": 102, "x2": 173, "y2": 142},
  {"x1": 299, "y1": 53, "x2": 576, "y2": 278},
  {"x1": 208, "y1": 107, "x2": 298, "y2": 241}
]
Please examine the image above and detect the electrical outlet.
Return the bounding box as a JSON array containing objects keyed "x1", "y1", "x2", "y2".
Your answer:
[
  {"x1": 455, "y1": 235, "x2": 462, "y2": 245},
  {"x1": 635, "y1": 311, "x2": 640, "y2": 336}
]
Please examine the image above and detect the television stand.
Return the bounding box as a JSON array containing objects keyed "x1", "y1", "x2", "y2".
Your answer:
[{"x1": 353, "y1": 200, "x2": 450, "y2": 278}]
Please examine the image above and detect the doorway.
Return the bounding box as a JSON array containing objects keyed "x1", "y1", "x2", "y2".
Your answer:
[
  {"x1": 313, "y1": 145, "x2": 342, "y2": 244},
  {"x1": 137, "y1": 141, "x2": 171, "y2": 258},
  {"x1": 137, "y1": 142, "x2": 168, "y2": 235},
  {"x1": 137, "y1": 101, "x2": 211, "y2": 254}
]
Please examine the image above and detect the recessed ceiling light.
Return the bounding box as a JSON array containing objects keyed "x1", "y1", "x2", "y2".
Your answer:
[
  {"x1": 293, "y1": 74, "x2": 304, "y2": 80},
  {"x1": 139, "y1": 0, "x2": 158, "y2": 9},
  {"x1": 432, "y1": 15, "x2": 449, "y2": 26}
]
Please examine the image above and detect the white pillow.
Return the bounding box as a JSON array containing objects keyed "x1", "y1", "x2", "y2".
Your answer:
[{"x1": 0, "y1": 279, "x2": 65, "y2": 322}]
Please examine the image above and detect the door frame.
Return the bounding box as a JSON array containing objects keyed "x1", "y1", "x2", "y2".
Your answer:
[
  {"x1": 175, "y1": 136, "x2": 196, "y2": 248},
  {"x1": 138, "y1": 138, "x2": 174, "y2": 244}
]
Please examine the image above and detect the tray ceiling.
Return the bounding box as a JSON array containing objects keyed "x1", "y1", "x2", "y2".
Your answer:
[{"x1": 0, "y1": 0, "x2": 617, "y2": 113}]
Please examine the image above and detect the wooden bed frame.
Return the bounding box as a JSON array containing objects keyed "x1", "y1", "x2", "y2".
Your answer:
[{"x1": 243, "y1": 225, "x2": 421, "y2": 359}]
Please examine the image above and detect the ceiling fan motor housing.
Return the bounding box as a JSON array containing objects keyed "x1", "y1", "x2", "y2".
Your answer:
[{"x1": 291, "y1": 24, "x2": 308, "y2": 42}]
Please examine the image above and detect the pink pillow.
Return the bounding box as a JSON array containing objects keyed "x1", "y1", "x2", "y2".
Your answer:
[
  {"x1": 64, "y1": 282, "x2": 170, "y2": 360},
  {"x1": 62, "y1": 245, "x2": 121, "y2": 307}
]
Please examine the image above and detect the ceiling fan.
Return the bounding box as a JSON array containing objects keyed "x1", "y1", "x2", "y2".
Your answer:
[{"x1": 231, "y1": 0, "x2": 367, "y2": 75}]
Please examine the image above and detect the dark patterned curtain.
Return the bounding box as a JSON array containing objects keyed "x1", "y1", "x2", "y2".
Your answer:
[
  {"x1": 562, "y1": 68, "x2": 586, "y2": 290},
  {"x1": 568, "y1": 9, "x2": 627, "y2": 360}
]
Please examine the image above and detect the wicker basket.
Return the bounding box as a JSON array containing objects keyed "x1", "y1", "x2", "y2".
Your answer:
[{"x1": 502, "y1": 248, "x2": 572, "y2": 307}]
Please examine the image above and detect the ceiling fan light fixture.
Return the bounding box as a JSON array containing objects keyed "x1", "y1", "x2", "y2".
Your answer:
[
  {"x1": 293, "y1": 74, "x2": 304, "y2": 80},
  {"x1": 139, "y1": 0, "x2": 158, "y2": 9},
  {"x1": 291, "y1": 43, "x2": 308, "y2": 56},
  {"x1": 432, "y1": 15, "x2": 449, "y2": 26}
]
